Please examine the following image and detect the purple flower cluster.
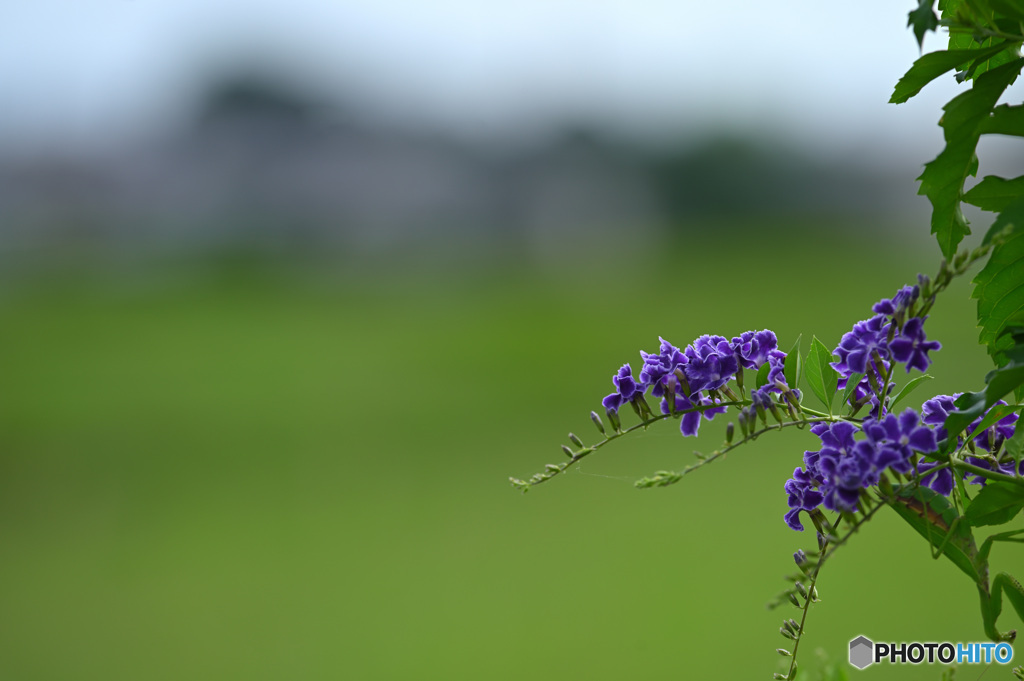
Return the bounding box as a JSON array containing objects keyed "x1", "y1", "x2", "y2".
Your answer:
[
  {"x1": 831, "y1": 284, "x2": 940, "y2": 408},
  {"x1": 784, "y1": 409, "x2": 938, "y2": 531},
  {"x1": 601, "y1": 330, "x2": 789, "y2": 438},
  {"x1": 915, "y1": 394, "x2": 1022, "y2": 495}
]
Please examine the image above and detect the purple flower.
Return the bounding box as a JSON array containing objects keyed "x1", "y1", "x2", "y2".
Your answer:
[
  {"x1": 860, "y1": 409, "x2": 937, "y2": 475},
  {"x1": 832, "y1": 314, "x2": 891, "y2": 377},
  {"x1": 684, "y1": 335, "x2": 739, "y2": 392},
  {"x1": 731, "y1": 329, "x2": 778, "y2": 370},
  {"x1": 872, "y1": 285, "x2": 919, "y2": 316},
  {"x1": 602, "y1": 364, "x2": 642, "y2": 413},
  {"x1": 639, "y1": 337, "x2": 686, "y2": 397},
  {"x1": 661, "y1": 391, "x2": 727, "y2": 437},
  {"x1": 784, "y1": 467, "x2": 825, "y2": 531},
  {"x1": 889, "y1": 317, "x2": 941, "y2": 373}
]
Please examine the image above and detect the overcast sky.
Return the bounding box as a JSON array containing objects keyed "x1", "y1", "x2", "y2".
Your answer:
[{"x1": 1, "y1": 0, "x2": 1017, "y2": 159}]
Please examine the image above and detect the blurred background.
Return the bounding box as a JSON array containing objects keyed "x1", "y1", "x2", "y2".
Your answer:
[{"x1": 2, "y1": 1, "x2": 1023, "y2": 679}]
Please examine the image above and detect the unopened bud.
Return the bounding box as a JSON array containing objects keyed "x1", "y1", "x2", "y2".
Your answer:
[
  {"x1": 768, "y1": 401, "x2": 784, "y2": 425},
  {"x1": 735, "y1": 366, "x2": 744, "y2": 389},
  {"x1": 561, "y1": 445, "x2": 574, "y2": 459},
  {"x1": 773, "y1": 674, "x2": 787, "y2": 680},
  {"x1": 776, "y1": 649, "x2": 792, "y2": 657},
  {"x1": 787, "y1": 592, "x2": 800, "y2": 607},
  {"x1": 786, "y1": 619, "x2": 800, "y2": 633},
  {"x1": 795, "y1": 582, "x2": 807, "y2": 599},
  {"x1": 779, "y1": 627, "x2": 797, "y2": 641},
  {"x1": 726, "y1": 422, "x2": 735, "y2": 444},
  {"x1": 546, "y1": 464, "x2": 561, "y2": 473},
  {"x1": 606, "y1": 408, "x2": 622, "y2": 432},
  {"x1": 674, "y1": 368, "x2": 691, "y2": 397},
  {"x1": 754, "y1": 400, "x2": 768, "y2": 426},
  {"x1": 569, "y1": 432, "x2": 584, "y2": 448},
  {"x1": 590, "y1": 411, "x2": 606, "y2": 435}
]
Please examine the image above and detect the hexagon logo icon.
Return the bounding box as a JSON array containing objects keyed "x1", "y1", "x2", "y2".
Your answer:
[{"x1": 849, "y1": 636, "x2": 874, "y2": 669}]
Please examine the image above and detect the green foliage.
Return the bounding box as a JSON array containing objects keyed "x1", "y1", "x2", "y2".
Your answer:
[
  {"x1": 916, "y1": 58, "x2": 1024, "y2": 259},
  {"x1": 890, "y1": 44, "x2": 1010, "y2": 103},
  {"x1": 909, "y1": 0, "x2": 940, "y2": 48},
  {"x1": 889, "y1": 485, "x2": 981, "y2": 581},
  {"x1": 979, "y1": 103, "x2": 1024, "y2": 135},
  {"x1": 889, "y1": 374, "x2": 934, "y2": 410},
  {"x1": 964, "y1": 481, "x2": 1024, "y2": 525},
  {"x1": 804, "y1": 337, "x2": 838, "y2": 413},
  {"x1": 963, "y1": 175, "x2": 1024, "y2": 211},
  {"x1": 974, "y1": 210, "x2": 1024, "y2": 363}
]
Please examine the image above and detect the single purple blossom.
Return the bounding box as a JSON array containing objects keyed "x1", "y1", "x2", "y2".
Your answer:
[
  {"x1": 602, "y1": 363, "x2": 641, "y2": 413},
  {"x1": 684, "y1": 335, "x2": 739, "y2": 392},
  {"x1": 731, "y1": 329, "x2": 779, "y2": 370},
  {"x1": 889, "y1": 317, "x2": 941, "y2": 373},
  {"x1": 832, "y1": 314, "x2": 891, "y2": 378}
]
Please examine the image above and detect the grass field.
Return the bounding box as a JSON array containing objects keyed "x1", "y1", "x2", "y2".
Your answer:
[{"x1": 1, "y1": 231, "x2": 1020, "y2": 680}]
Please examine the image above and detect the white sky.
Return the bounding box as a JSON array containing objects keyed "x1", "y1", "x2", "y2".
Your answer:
[{"x1": 0, "y1": 0, "x2": 1008, "y2": 158}]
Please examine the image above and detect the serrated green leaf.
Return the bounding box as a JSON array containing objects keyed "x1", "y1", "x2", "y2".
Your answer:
[
  {"x1": 943, "y1": 0, "x2": 1022, "y2": 80},
  {"x1": 974, "y1": 199, "x2": 1024, "y2": 362},
  {"x1": 890, "y1": 44, "x2": 1010, "y2": 103},
  {"x1": 909, "y1": 0, "x2": 941, "y2": 48},
  {"x1": 963, "y1": 175, "x2": 1024, "y2": 212},
  {"x1": 783, "y1": 335, "x2": 802, "y2": 389},
  {"x1": 979, "y1": 103, "x2": 1024, "y2": 136},
  {"x1": 945, "y1": 362, "x2": 1024, "y2": 443},
  {"x1": 964, "y1": 402, "x2": 1016, "y2": 447},
  {"x1": 965, "y1": 482, "x2": 1024, "y2": 526},
  {"x1": 1005, "y1": 409, "x2": 1024, "y2": 464},
  {"x1": 841, "y1": 372, "x2": 863, "y2": 409},
  {"x1": 755, "y1": 362, "x2": 770, "y2": 390},
  {"x1": 919, "y1": 58, "x2": 1024, "y2": 259},
  {"x1": 890, "y1": 374, "x2": 934, "y2": 411},
  {"x1": 804, "y1": 336, "x2": 838, "y2": 413},
  {"x1": 889, "y1": 484, "x2": 981, "y2": 582}
]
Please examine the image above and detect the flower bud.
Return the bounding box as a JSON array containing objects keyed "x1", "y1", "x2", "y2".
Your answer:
[
  {"x1": 776, "y1": 649, "x2": 791, "y2": 657},
  {"x1": 606, "y1": 408, "x2": 622, "y2": 432},
  {"x1": 787, "y1": 592, "x2": 800, "y2": 607},
  {"x1": 795, "y1": 582, "x2": 807, "y2": 599},
  {"x1": 590, "y1": 411, "x2": 606, "y2": 435},
  {"x1": 546, "y1": 464, "x2": 562, "y2": 473},
  {"x1": 726, "y1": 422, "x2": 735, "y2": 444},
  {"x1": 561, "y1": 445, "x2": 574, "y2": 459},
  {"x1": 673, "y1": 368, "x2": 691, "y2": 397},
  {"x1": 569, "y1": 433, "x2": 584, "y2": 448}
]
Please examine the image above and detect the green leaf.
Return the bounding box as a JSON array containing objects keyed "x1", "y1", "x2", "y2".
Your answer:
[
  {"x1": 909, "y1": 0, "x2": 940, "y2": 48},
  {"x1": 890, "y1": 374, "x2": 934, "y2": 411},
  {"x1": 890, "y1": 44, "x2": 1011, "y2": 103},
  {"x1": 991, "y1": 0, "x2": 1024, "y2": 20},
  {"x1": 943, "y1": 0, "x2": 1021, "y2": 80},
  {"x1": 783, "y1": 335, "x2": 802, "y2": 389},
  {"x1": 804, "y1": 336, "x2": 838, "y2": 413},
  {"x1": 974, "y1": 200, "x2": 1024, "y2": 362},
  {"x1": 944, "y1": 362, "x2": 1024, "y2": 443},
  {"x1": 889, "y1": 484, "x2": 981, "y2": 582},
  {"x1": 919, "y1": 58, "x2": 1024, "y2": 259},
  {"x1": 841, "y1": 372, "x2": 863, "y2": 409},
  {"x1": 963, "y1": 175, "x2": 1024, "y2": 212},
  {"x1": 755, "y1": 362, "x2": 770, "y2": 390},
  {"x1": 963, "y1": 402, "x2": 1016, "y2": 443},
  {"x1": 978, "y1": 103, "x2": 1024, "y2": 136},
  {"x1": 1005, "y1": 409, "x2": 1024, "y2": 464},
  {"x1": 965, "y1": 482, "x2": 1024, "y2": 526}
]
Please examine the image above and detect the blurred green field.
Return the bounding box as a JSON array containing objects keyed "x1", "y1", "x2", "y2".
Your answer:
[{"x1": 1, "y1": 231, "x2": 1020, "y2": 680}]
